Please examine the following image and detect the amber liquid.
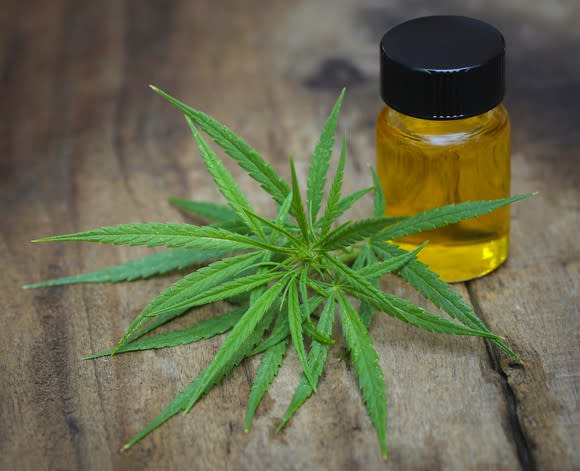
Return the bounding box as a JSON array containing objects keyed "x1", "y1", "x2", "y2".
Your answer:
[{"x1": 376, "y1": 105, "x2": 511, "y2": 282}]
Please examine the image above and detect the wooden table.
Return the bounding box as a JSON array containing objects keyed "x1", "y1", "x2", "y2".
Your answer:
[{"x1": 1, "y1": 1, "x2": 578, "y2": 470}]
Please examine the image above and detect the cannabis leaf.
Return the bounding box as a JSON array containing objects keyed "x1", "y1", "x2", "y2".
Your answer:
[
  {"x1": 169, "y1": 197, "x2": 239, "y2": 223},
  {"x1": 150, "y1": 86, "x2": 290, "y2": 205},
  {"x1": 244, "y1": 339, "x2": 288, "y2": 431},
  {"x1": 278, "y1": 294, "x2": 335, "y2": 430},
  {"x1": 376, "y1": 194, "x2": 532, "y2": 241},
  {"x1": 307, "y1": 89, "x2": 344, "y2": 223},
  {"x1": 338, "y1": 291, "x2": 388, "y2": 458},
  {"x1": 288, "y1": 278, "x2": 317, "y2": 390},
  {"x1": 85, "y1": 305, "x2": 247, "y2": 359},
  {"x1": 33, "y1": 223, "x2": 284, "y2": 252},
  {"x1": 28, "y1": 87, "x2": 532, "y2": 459},
  {"x1": 23, "y1": 248, "x2": 231, "y2": 288}
]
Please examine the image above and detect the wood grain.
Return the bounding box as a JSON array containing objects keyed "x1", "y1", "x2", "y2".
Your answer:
[{"x1": 1, "y1": 1, "x2": 578, "y2": 470}]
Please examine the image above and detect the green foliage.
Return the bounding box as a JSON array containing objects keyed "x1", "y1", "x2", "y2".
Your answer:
[
  {"x1": 356, "y1": 242, "x2": 425, "y2": 279},
  {"x1": 307, "y1": 88, "x2": 345, "y2": 223},
  {"x1": 278, "y1": 294, "x2": 335, "y2": 430},
  {"x1": 250, "y1": 296, "x2": 322, "y2": 355},
  {"x1": 86, "y1": 306, "x2": 246, "y2": 359},
  {"x1": 168, "y1": 198, "x2": 239, "y2": 223},
  {"x1": 147, "y1": 270, "x2": 283, "y2": 318},
  {"x1": 244, "y1": 339, "x2": 288, "y2": 432},
  {"x1": 23, "y1": 248, "x2": 230, "y2": 288},
  {"x1": 28, "y1": 88, "x2": 532, "y2": 458},
  {"x1": 353, "y1": 246, "x2": 377, "y2": 327},
  {"x1": 333, "y1": 187, "x2": 373, "y2": 220},
  {"x1": 33, "y1": 223, "x2": 282, "y2": 252},
  {"x1": 150, "y1": 86, "x2": 290, "y2": 205},
  {"x1": 370, "y1": 166, "x2": 385, "y2": 218},
  {"x1": 319, "y1": 134, "x2": 347, "y2": 235},
  {"x1": 377, "y1": 194, "x2": 533, "y2": 241},
  {"x1": 186, "y1": 118, "x2": 264, "y2": 238},
  {"x1": 183, "y1": 282, "x2": 286, "y2": 413},
  {"x1": 289, "y1": 158, "x2": 311, "y2": 241},
  {"x1": 303, "y1": 319, "x2": 335, "y2": 345},
  {"x1": 327, "y1": 255, "x2": 502, "y2": 339},
  {"x1": 117, "y1": 252, "x2": 262, "y2": 347},
  {"x1": 319, "y1": 217, "x2": 395, "y2": 251},
  {"x1": 288, "y1": 279, "x2": 317, "y2": 390},
  {"x1": 121, "y1": 306, "x2": 276, "y2": 451},
  {"x1": 372, "y1": 241, "x2": 521, "y2": 361},
  {"x1": 338, "y1": 292, "x2": 388, "y2": 458}
]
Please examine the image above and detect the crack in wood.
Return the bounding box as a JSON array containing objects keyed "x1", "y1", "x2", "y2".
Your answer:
[{"x1": 466, "y1": 282, "x2": 537, "y2": 471}]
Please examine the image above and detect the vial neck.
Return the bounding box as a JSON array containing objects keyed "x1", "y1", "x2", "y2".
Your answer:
[{"x1": 383, "y1": 104, "x2": 506, "y2": 143}]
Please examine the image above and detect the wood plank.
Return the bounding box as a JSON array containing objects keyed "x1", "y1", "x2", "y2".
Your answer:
[
  {"x1": 466, "y1": 96, "x2": 580, "y2": 470},
  {"x1": 0, "y1": 0, "x2": 578, "y2": 470},
  {"x1": 465, "y1": 3, "x2": 580, "y2": 468}
]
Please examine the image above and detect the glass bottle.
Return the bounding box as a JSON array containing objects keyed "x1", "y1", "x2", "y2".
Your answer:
[{"x1": 376, "y1": 16, "x2": 511, "y2": 282}]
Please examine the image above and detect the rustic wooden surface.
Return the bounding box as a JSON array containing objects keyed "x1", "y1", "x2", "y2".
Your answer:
[{"x1": 1, "y1": 1, "x2": 578, "y2": 470}]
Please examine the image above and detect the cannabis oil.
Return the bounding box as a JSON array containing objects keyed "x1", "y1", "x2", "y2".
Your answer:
[{"x1": 377, "y1": 16, "x2": 511, "y2": 282}]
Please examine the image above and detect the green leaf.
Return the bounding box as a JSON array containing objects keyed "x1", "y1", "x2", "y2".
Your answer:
[
  {"x1": 85, "y1": 306, "x2": 246, "y2": 359},
  {"x1": 356, "y1": 242, "x2": 426, "y2": 279},
  {"x1": 186, "y1": 119, "x2": 264, "y2": 238},
  {"x1": 326, "y1": 256, "x2": 502, "y2": 339},
  {"x1": 151, "y1": 86, "x2": 290, "y2": 204},
  {"x1": 242, "y1": 207, "x2": 302, "y2": 247},
  {"x1": 337, "y1": 292, "x2": 388, "y2": 459},
  {"x1": 248, "y1": 251, "x2": 275, "y2": 305},
  {"x1": 117, "y1": 252, "x2": 261, "y2": 348},
  {"x1": 359, "y1": 303, "x2": 374, "y2": 328},
  {"x1": 303, "y1": 319, "x2": 335, "y2": 344},
  {"x1": 224, "y1": 292, "x2": 251, "y2": 305},
  {"x1": 33, "y1": 223, "x2": 277, "y2": 252},
  {"x1": 273, "y1": 192, "x2": 294, "y2": 228},
  {"x1": 378, "y1": 194, "x2": 533, "y2": 240},
  {"x1": 319, "y1": 217, "x2": 395, "y2": 251},
  {"x1": 255, "y1": 192, "x2": 295, "y2": 256},
  {"x1": 370, "y1": 167, "x2": 385, "y2": 218},
  {"x1": 250, "y1": 296, "x2": 323, "y2": 356},
  {"x1": 122, "y1": 373, "x2": 203, "y2": 451},
  {"x1": 307, "y1": 89, "x2": 345, "y2": 223},
  {"x1": 126, "y1": 304, "x2": 215, "y2": 342},
  {"x1": 211, "y1": 220, "x2": 255, "y2": 235},
  {"x1": 250, "y1": 313, "x2": 289, "y2": 356},
  {"x1": 244, "y1": 339, "x2": 288, "y2": 431},
  {"x1": 307, "y1": 278, "x2": 331, "y2": 298},
  {"x1": 288, "y1": 279, "x2": 317, "y2": 391},
  {"x1": 353, "y1": 246, "x2": 376, "y2": 327},
  {"x1": 24, "y1": 248, "x2": 231, "y2": 289},
  {"x1": 183, "y1": 280, "x2": 287, "y2": 412},
  {"x1": 289, "y1": 158, "x2": 310, "y2": 241},
  {"x1": 352, "y1": 246, "x2": 370, "y2": 271},
  {"x1": 332, "y1": 187, "x2": 373, "y2": 220},
  {"x1": 121, "y1": 304, "x2": 276, "y2": 450},
  {"x1": 373, "y1": 241, "x2": 521, "y2": 361},
  {"x1": 148, "y1": 270, "x2": 283, "y2": 318},
  {"x1": 278, "y1": 294, "x2": 335, "y2": 430},
  {"x1": 298, "y1": 269, "x2": 311, "y2": 320},
  {"x1": 319, "y1": 134, "x2": 347, "y2": 235},
  {"x1": 169, "y1": 197, "x2": 240, "y2": 223},
  {"x1": 376, "y1": 294, "x2": 503, "y2": 338}
]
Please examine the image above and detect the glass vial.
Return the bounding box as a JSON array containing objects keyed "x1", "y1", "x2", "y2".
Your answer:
[{"x1": 376, "y1": 16, "x2": 511, "y2": 282}]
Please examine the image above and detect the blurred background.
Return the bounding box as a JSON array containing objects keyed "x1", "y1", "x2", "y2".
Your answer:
[{"x1": 1, "y1": 0, "x2": 579, "y2": 206}]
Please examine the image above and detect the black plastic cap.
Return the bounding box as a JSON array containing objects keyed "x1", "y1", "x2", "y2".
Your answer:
[{"x1": 380, "y1": 16, "x2": 505, "y2": 120}]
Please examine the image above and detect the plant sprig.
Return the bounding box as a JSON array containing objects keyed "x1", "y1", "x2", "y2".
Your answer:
[{"x1": 28, "y1": 87, "x2": 532, "y2": 458}]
